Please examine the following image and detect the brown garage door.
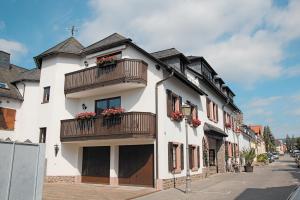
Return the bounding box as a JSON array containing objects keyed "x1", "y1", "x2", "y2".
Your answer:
[
  {"x1": 119, "y1": 144, "x2": 154, "y2": 187},
  {"x1": 82, "y1": 146, "x2": 110, "y2": 184}
]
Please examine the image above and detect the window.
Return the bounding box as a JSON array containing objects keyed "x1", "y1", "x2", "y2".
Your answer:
[
  {"x1": 39, "y1": 128, "x2": 47, "y2": 143},
  {"x1": 224, "y1": 112, "x2": 231, "y2": 129},
  {"x1": 168, "y1": 142, "x2": 184, "y2": 173},
  {"x1": 166, "y1": 89, "x2": 182, "y2": 117},
  {"x1": 95, "y1": 96, "x2": 121, "y2": 115},
  {"x1": 187, "y1": 101, "x2": 198, "y2": 120},
  {"x1": 180, "y1": 61, "x2": 185, "y2": 74},
  {"x1": 0, "y1": 107, "x2": 16, "y2": 130},
  {"x1": 43, "y1": 86, "x2": 50, "y2": 103},
  {"x1": 0, "y1": 82, "x2": 9, "y2": 89},
  {"x1": 189, "y1": 145, "x2": 200, "y2": 171},
  {"x1": 206, "y1": 98, "x2": 218, "y2": 122}
]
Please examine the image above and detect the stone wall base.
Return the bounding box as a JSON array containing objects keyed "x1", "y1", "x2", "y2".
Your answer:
[
  {"x1": 160, "y1": 172, "x2": 207, "y2": 190},
  {"x1": 45, "y1": 176, "x2": 79, "y2": 183}
]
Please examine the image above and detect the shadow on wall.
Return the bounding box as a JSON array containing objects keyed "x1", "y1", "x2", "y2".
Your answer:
[
  {"x1": 60, "y1": 143, "x2": 79, "y2": 169},
  {"x1": 235, "y1": 185, "x2": 297, "y2": 200}
]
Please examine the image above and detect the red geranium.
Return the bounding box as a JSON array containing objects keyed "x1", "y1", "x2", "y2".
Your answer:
[
  {"x1": 170, "y1": 111, "x2": 184, "y2": 122},
  {"x1": 96, "y1": 56, "x2": 115, "y2": 65},
  {"x1": 76, "y1": 112, "x2": 96, "y2": 119},
  {"x1": 101, "y1": 107, "x2": 125, "y2": 117},
  {"x1": 225, "y1": 122, "x2": 231, "y2": 129},
  {"x1": 191, "y1": 118, "x2": 201, "y2": 127}
]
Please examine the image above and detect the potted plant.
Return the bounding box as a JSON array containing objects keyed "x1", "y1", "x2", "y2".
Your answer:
[
  {"x1": 75, "y1": 112, "x2": 96, "y2": 130},
  {"x1": 241, "y1": 148, "x2": 256, "y2": 172},
  {"x1": 191, "y1": 118, "x2": 201, "y2": 127},
  {"x1": 170, "y1": 111, "x2": 184, "y2": 122},
  {"x1": 96, "y1": 55, "x2": 117, "y2": 66}
]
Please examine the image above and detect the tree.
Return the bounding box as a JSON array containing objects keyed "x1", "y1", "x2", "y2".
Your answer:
[
  {"x1": 286, "y1": 134, "x2": 291, "y2": 151},
  {"x1": 296, "y1": 137, "x2": 300, "y2": 150},
  {"x1": 263, "y1": 126, "x2": 276, "y2": 152}
]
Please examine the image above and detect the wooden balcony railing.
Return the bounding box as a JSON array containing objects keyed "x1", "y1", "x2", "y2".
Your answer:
[
  {"x1": 60, "y1": 112, "x2": 156, "y2": 141},
  {"x1": 64, "y1": 59, "x2": 148, "y2": 94}
]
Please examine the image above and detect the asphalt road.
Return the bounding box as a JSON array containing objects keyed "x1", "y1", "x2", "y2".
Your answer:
[{"x1": 137, "y1": 155, "x2": 300, "y2": 200}]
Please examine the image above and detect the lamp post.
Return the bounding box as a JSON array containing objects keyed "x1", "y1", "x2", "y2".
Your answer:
[{"x1": 182, "y1": 104, "x2": 191, "y2": 193}]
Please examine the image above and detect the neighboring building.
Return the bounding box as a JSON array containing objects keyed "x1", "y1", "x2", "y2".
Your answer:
[
  {"x1": 0, "y1": 50, "x2": 40, "y2": 141},
  {"x1": 239, "y1": 125, "x2": 256, "y2": 165},
  {"x1": 250, "y1": 125, "x2": 266, "y2": 154},
  {"x1": 0, "y1": 33, "x2": 242, "y2": 190}
]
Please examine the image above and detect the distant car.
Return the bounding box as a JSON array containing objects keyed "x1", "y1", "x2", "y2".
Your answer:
[
  {"x1": 272, "y1": 152, "x2": 279, "y2": 159},
  {"x1": 292, "y1": 150, "x2": 300, "y2": 157},
  {"x1": 267, "y1": 153, "x2": 275, "y2": 163}
]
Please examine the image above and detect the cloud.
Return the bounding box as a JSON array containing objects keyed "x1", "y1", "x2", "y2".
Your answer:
[
  {"x1": 0, "y1": 38, "x2": 28, "y2": 61},
  {"x1": 249, "y1": 96, "x2": 282, "y2": 107},
  {"x1": 283, "y1": 66, "x2": 300, "y2": 77},
  {"x1": 78, "y1": 0, "x2": 300, "y2": 87}
]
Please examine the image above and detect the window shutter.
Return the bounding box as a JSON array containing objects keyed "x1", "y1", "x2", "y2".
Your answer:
[
  {"x1": 189, "y1": 145, "x2": 192, "y2": 169},
  {"x1": 166, "y1": 89, "x2": 172, "y2": 117},
  {"x1": 0, "y1": 108, "x2": 7, "y2": 129},
  {"x1": 197, "y1": 146, "x2": 200, "y2": 168},
  {"x1": 179, "y1": 96, "x2": 182, "y2": 112},
  {"x1": 168, "y1": 142, "x2": 173, "y2": 172},
  {"x1": 195, "y1": 105, "x2": 198, "y2": 119},
  {"x1": 180, "y1": 144, "x2": 184, "y2": 170},
  {"x1": 216, "y1": 105, "x2": 219, "y2": 122},
  {"x1": 206, "y1": 98, "x2": 210, "y2": 118},
  {"x1": 6, "y1": 109, "x2": 16, "y2": 129}
]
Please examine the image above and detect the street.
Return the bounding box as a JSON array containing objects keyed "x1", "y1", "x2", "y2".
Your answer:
[{"x1": 137, "y1": 155, "x2": 300, "y2": 200}]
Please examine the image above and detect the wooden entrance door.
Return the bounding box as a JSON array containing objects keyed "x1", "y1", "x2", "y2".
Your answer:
[
  {"x1": 209, "y1": 149, "x2": 216, "y2": 166},
  {"x1": 119, "y1": 144, "x2": 154, "y2": 187},
  {"x1": 81, "y1": 146, "x2": 110, "y2": 184}
]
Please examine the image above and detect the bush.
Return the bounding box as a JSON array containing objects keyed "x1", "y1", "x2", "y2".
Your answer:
[{"x1": 257, "y1": 154, "x2": 268, "y2": 163}]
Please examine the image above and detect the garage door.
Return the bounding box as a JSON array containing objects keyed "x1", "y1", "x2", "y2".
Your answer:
[
  {"x1": 81, "y1": 146, "x2": 110, "y2": 184},
  {"x1": 119, "y1": 144, "x2": 154, "y2": 187}
]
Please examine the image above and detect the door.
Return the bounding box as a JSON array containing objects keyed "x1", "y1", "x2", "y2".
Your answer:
[
  {"x1": 119, "y1": 144, "x2": 154, "y2": 187},
  {"x1": 209, "y1": 149, "x2": 216, "y2": 166},
  {"x1": 81, "y1": 146, "x2": 110, "y2": 184}
]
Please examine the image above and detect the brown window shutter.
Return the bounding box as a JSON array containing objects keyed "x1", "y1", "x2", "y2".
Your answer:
[
  {"x1": 197, "y1": 146, "x2": 200, "y2": 168},
  {"x1": 179, "y1": 96, "x2": 182, "y2": 112},
  {"x1": 206, "y1": 98, "x2": 210, "y2": 118},
  {"x1": 0, "y1": 108, "x2": 7, "y2": 129},
  {"x1": 216, "y1": 105, "x2": 219, "y2": 122},
  {"x1": 195, "y1": 105, "x2": 198, "y2": 119},
  {"x1": 189, "y1": 145, "x2": 193, "y2": 169},
  {"x1": 180, "y1": 144, "x2": 184, "y2": 170},
  {"x1": 168, "y1": 142, "x2": 173, "y2": 172},
  {"x1": 166, "y1": 89, "x2": 172, "y2": 117},
  {"x1": 6, "y1": 109, "x2": 16, "y2": 130}
]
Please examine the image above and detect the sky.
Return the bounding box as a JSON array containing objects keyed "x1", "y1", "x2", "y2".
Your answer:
[{"x1": 1, "y1": 0, "x2": 300, "y2": 139}]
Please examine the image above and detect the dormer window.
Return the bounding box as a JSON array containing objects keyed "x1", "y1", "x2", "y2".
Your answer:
[
  {"x1": 0, "y1": 82, "x2": 9, "y2": 89},
  {"x1": 180, "y1": 61, "x2": 185, "y2": 74}
]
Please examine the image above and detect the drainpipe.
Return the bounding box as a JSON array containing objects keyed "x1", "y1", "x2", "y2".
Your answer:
[
  {"x1": 155, "y1": 68, "x2": 174, "y2": 188},
  {"x1": 222, "y1": 98, "x2": 230, "y2": 170}
]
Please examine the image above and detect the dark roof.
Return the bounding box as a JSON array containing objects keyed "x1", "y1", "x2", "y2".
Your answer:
[
  {"x1": 151, "y1": 48, "x2": 190, "y2": 64},
  {"x1": 11, "y1": 68, "x2": 40, "y2": 83},
  {"x1": 222, "y1": 85, "x2": 236, "y2": 96},
  {"x1": 0, "y1": 65, "x2": 28, "y2": 101},
  {"x1": 82, "y1": 33, "x2": 131, "y2": 54},
  {"x1": 34, "y1": 37, "x2": 84, "y2": 68},
  {"x1": 214, "y1": 76, "x2": 225, "y2": 84},
  {"x1": 188, "y1": 56, "x2": 217, "y2": 75},
  {"x1": 204, "y1": 123, "x2": 228, "y2": 138}
]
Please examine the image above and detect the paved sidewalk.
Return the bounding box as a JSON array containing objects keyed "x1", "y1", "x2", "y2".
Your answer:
[
  {"x1": 43, "y1": 183, "x2": 155, "y2": 200},
  {"x1": 136, "y1": 155, "x2": 300, "y2": 200}
]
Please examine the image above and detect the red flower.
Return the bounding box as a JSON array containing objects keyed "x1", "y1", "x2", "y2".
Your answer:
[
  {"x1": 76, "y1": 112, "x2": 96, "y2": 119},
  {"x1": 191, "y1": 118, "x2": 201, "y2": 127},
  {"x1": 170, "y1": 111, "x2": 184, "y2": 122},
  {"x1": 225, "y1": 122, "x2": 231, "y2": 129},
  {"x1": 96, "y1": 56, "x2": 115, "y2": 65},
  {"x1": 101, "y1": 107, "x2": 125, "y2": 117}
]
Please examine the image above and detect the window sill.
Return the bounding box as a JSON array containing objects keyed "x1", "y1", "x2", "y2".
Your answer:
[
  {"x1": 191, "y1": 168, "x2": 198, "y2": 172},
  {"x1": 172, "y1": 169, "x2": 182, "y2": 174},
  {"x1": 41, "y1": 101, "x2": 49, "y2": 104},
  {"x1": 0, "y1": 128, "x2": 14, "y2": 131}
]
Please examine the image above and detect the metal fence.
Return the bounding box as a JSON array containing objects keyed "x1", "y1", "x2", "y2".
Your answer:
[{"x1": 0, "y1": 141, "x2": 45, "y2": 200}]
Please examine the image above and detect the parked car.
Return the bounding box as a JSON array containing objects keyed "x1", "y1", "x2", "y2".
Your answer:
[
  {"x1": 272, "y1": 152, "x2": 279, "y2": 159},
  {"x1": 267, "y1": 153, "x2": 275, "y2": 163},
  {"x1": 292, "y1": 150, "x2": 300, "y2": 157}
]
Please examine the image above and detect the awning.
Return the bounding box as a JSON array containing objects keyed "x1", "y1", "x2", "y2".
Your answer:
[{"x1": 204, "y1": 123, "x2": 228, "y2": 139}]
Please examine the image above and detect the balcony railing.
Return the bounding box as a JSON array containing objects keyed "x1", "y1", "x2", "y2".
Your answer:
[
  {"x1": 64, "y1": 59, "x2": 148, "y2": 94},
  {"x1": 60, "y1": 112, "x2": 156, "y2": 142}
]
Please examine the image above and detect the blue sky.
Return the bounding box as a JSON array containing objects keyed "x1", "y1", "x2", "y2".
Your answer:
[{"x1": 1, "y1": 0, "x2": 300, "y2": 138}]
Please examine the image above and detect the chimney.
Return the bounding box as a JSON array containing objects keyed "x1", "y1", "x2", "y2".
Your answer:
[{"x1": 0, "y1": 50, "x2": 11, "y2": 69}]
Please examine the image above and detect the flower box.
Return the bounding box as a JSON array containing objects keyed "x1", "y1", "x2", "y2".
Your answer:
[
  {"x1": 170, "y1": 111, "x2": 184, "y2": 122},
  {"x1": 75, "y1": 112, "x2": 96, "y2": 119},
  {"x1": 101, "y1": 107, "x2": 125, "y2": 117},
  {"x1": 191, "y1": 118, "x2": 201, "y2": 127},
  {"x1": 96, "y1": 56, "x2": 116, "y2": 66}
]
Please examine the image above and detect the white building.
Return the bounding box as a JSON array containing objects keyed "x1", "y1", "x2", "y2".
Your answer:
[{"x1": 0, "y1": 33, "x2": 244, "y2": 189}]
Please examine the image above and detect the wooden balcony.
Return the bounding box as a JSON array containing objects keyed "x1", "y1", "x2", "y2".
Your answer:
[
  {"x1": 64, "y1": 59, "x2": 148, "y2": 98},
  {"x1": 60, "y1": 112, "x2": 156, "y2": 142}
]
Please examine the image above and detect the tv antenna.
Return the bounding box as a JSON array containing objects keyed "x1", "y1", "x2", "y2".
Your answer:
[{"x1": 67, "y1": 25, "x2": 78, "y2": 36}]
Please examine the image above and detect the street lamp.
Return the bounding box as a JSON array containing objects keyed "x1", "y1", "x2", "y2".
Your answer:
[{"x1": 182, "y1": 104, "x2": 192, "y2": 193}]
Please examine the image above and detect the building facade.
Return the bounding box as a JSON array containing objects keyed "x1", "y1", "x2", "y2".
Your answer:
[{"x1": 1, "y1": 33, "x2": 244, "y2": 190}]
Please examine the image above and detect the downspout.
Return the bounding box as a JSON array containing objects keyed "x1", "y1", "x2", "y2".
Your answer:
[
  {"x1": 155, "y1": 68, "x2": 174, "y2": 188},
  {"x1": 222, "y1": 98, "x2": 230, "y2": 170}
]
